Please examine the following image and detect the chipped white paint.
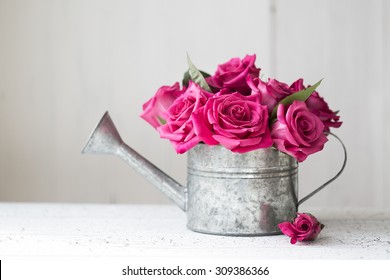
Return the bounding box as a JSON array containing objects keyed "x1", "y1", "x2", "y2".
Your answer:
[{"x1": 0, "y1": 203, "x2": 389, "y2": 259}]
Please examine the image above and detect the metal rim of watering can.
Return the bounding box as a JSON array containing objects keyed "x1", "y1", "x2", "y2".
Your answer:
[{"x1": 297, "y1": 132, "x2": 347, "y2": 206}]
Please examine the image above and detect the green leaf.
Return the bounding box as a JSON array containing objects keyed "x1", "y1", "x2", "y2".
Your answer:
[
  {"x1": 200, "y1": 70, "x2": 211, "y2": 79},
  {"x1": 270, "y1": 79, "x2": 323, "y2": 120},
  {"x1": 187, "y1": 54, "x2": 212, "y2": 92},
  {"x1": 182, "y1": 70, "x2": 191, "y2": 87},
  {"x1": 157, "y1": 116, "x2": 167, "y2": 125},
  {"x1": 182, "y1": 69, "x2": 211, "y2": 87}
]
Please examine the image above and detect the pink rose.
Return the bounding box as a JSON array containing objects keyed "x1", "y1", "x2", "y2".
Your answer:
[
  {"x1": 206, "y1": 54, "x2": 260, "y2": 95},
  {"x1": 289, "y1": 78, "x2": 305, "y2": 92},
  {"x1": 290, "y1": 78, "x2": 342, "y2": 131},
  {"x1": 271, "y1": 100, "x2": 328, "y2": 162},
  {"x1": 306, "y1": 92, "x2": 342, "y2": 131},
  {"x1": 140, "y1": 82, "x2": 184, "y2": 129},
  {"x1": 157, "y1": 81, "x2": 211, "y2": 154},
  {"x1": 278, "y1": 213, "x2": 324, "y2": 244},
  {"x1": 193, "y1": 91, "x2": 272, "y2": 153},
  {"x1": 247, "y1": 76, "x2": 292, "y2": 112}
]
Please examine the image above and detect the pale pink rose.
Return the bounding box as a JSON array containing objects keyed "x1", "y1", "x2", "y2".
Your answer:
[
  {"x1": 247, "y1": 76, "x2": 292, "y2": 112},
  {"x1": 290, "y1": 78, "x2": 342, "y2": 131},
  {"x1": 206, "y1": 54, "x2": 260, "y2": 95},
  {"x1": 271, "y1": 101, "x2": 328, "y2": 162},
  {"x1": 140, "y1": 82, "x2": 184, "y2": 129},
  {"x1": 278, "y1": 213, "x2": 324, "y2": 244},
  {"x1": 193, "y1": 91, "x2": 272, "y2": 153},
  {"x1": 157, "y1": 82, "x2": 211, "y2": 154}
]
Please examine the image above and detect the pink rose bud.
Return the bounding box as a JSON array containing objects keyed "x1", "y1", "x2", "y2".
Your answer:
[{"x1": 278, "y1": 213, "x2": 324, "y2": 244}]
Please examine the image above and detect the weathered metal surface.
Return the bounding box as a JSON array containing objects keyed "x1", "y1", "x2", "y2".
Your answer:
[{"x1": 186, "y1": 144, "x2": 298, "y2": 236}]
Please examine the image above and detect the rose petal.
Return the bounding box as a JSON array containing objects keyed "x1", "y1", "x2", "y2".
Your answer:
[{"x1": 140, "y1": 82, "x2": 183, "y2": 129}]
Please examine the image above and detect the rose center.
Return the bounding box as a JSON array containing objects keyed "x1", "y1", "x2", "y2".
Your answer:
[
  {"x1": 170, "y1": 97, "x2": 194, "y2": 119},
  {"x1": 301, "y1": 223, "x2": 309, "y2": 231},
  {"x1": 227, "y1": 105, "x2": 247, "y2": 121},
  {"x1": 299, "y1": 118, "x2": 313, "y2": 132}
]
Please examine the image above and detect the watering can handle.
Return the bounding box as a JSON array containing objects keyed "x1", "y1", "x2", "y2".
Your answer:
[{"x1": 298, "y1": 132, "x2": 347, "y2": 206}]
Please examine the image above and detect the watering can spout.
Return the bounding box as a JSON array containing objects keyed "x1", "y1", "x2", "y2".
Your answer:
[{"x1": 82, "y1": 111, "x2": 187, "y2": 211}]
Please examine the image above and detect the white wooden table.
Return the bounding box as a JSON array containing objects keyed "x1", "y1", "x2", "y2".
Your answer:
[{"x1": 0, "y1": 203, "x2": 389, "y2": 259}]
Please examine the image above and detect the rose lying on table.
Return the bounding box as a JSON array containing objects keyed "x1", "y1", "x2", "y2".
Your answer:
[
  {"x1": 140, "y1": 54, "x2": 342, "y2": 162},
  {"x1": 278, "y1": 213, "x2": 324, "y2": 244}
]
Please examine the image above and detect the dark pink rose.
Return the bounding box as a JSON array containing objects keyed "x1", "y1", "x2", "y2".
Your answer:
[
  {"x1": 271, "y1": 101, "x2": 328, "y2": 162},
  {"x1": 289, "y1": 78, "x2": 305, "y2": 92},
  {"x1": 290, "y1": 78, "x2": 342, "y2": 131},
  {"x1": 206, "y1": 54, "x2": 260, "y2": 95},
  {"x1": 278, "y1": 213, "x2": 324, "y2": 244},
  {"x1": 157, "y1": 81, "x2": 211, "y2": 154},
  {"x1": 140, "y1": 82, "x2": 184, "y2": 129},
  {"x1": 247, "y1": 76, "x2": 293, "y2": 112},
  {"x1": 193, "y1": 91, "x2": 272, "y2": 153},
  {"x1": 306, "y1": 92, "x2": 342, "y2": 131}
]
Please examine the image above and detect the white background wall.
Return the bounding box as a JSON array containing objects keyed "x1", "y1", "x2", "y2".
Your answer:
[{"x1": 0, "y1": 0, "x2": 389, "y2": 208}]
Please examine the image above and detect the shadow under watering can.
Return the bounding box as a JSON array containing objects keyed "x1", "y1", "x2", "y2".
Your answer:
[{"x1": 82, "y1": 112, "x2": 347, "y2": 236}]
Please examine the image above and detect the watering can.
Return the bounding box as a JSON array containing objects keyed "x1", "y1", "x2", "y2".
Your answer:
[{"x1": 82, "y1": 112, "x2": 346, "y2": 236}]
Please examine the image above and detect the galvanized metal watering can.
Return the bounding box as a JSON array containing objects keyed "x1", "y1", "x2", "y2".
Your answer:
[{"x1": 82, "y1": 112, "x2": 346, "y2": 236}]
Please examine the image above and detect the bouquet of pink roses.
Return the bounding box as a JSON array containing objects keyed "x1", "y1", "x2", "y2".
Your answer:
[{"x1": 140, "y1": 54, "x2": 342, "y2": 162}]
